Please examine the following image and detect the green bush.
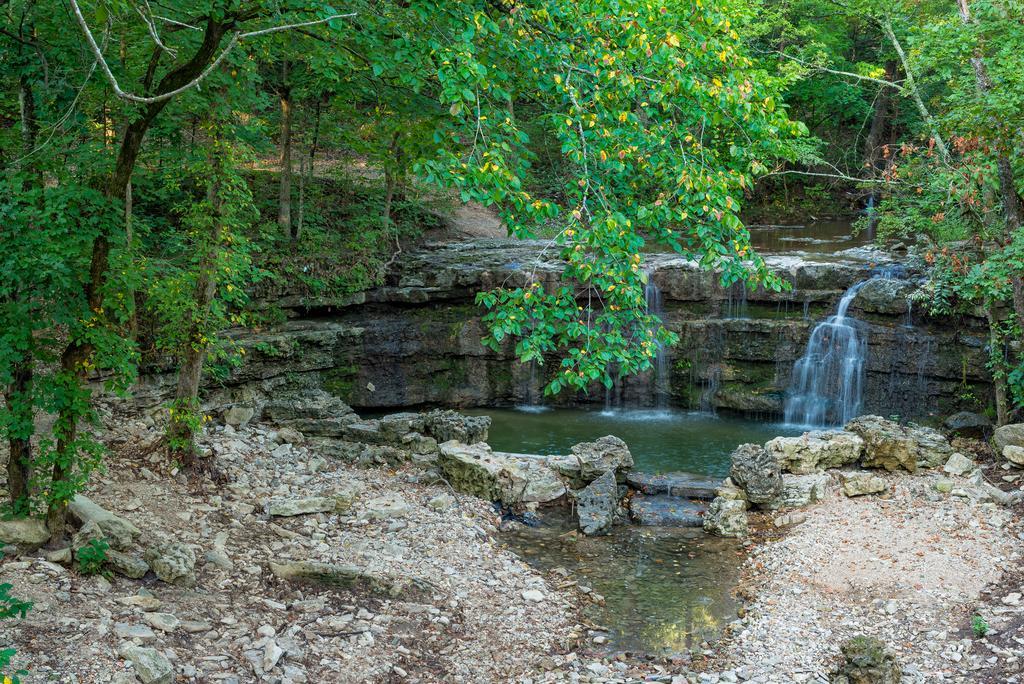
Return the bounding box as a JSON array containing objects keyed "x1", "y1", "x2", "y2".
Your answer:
[{"x1": 75, "y1": 539, "x2": 110, "y2": 578}]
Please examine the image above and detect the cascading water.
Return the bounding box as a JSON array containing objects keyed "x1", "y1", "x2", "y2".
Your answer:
[
  {"x1": 645, "y1": 269, "x2": 671, "y2": 410},
  {"x1": 784, "y1": 279, "x2": 871, "y2": 427}
]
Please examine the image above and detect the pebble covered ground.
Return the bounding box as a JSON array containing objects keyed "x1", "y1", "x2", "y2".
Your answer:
[{"x1": 3, "y1": 411, "x2": 1023, "y2": 683}]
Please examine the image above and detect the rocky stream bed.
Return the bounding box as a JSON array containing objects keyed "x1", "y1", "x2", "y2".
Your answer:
[{"x1": 3, "y1": 393, "x2": 1024, "y2": 683}]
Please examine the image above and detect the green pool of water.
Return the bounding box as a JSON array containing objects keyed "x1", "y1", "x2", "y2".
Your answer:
[
  {"x1": 503, "y1": 510, "x2": 744, "y2": 655},
  {"x1": 470, "y1": 407, "x2": 801, "y2": 477}
]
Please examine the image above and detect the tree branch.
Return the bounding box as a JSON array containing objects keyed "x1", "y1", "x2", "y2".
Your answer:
[{"x1": 66, "y1": 0, "x2": 356, "y2": 105}]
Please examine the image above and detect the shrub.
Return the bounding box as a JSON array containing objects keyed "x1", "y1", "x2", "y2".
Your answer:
[{"x1": 76, "y1": 539, "x2": 110, "y2": 578}]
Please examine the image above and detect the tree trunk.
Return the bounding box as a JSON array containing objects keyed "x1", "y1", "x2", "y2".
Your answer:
[
  {"x1": 168, "y1": 134, "x2": 226, "y2": 467},
  {"x1": 863, "y1": 61, "x2": 897, "y2": 173},
  {"x1": 296, "y1": 153, "x2": 305, "y2": 241},
  {"x1": 986, "y1": 308, "x2": 1010, "y2": 425},
  {"x1": 7, "y1": 70, "x2": 39, "y2": 511},
  {"x1": 48, "y1": 17, "x2": 233, "y2": 544},
  {"x1": 6, "y1": 359, "x2": 32, "y2": 511},
  {"x1": 278, "y1": 61, "x2": 294, "y2": 238}
]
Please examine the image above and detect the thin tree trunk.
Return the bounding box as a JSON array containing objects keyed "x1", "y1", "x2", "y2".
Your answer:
[
  {"x1": 167, "y1": 141, "x2": 225, "y2": 467},
  {"x1": 863, "y1": 61, "x2": 897, "y2": 172},
  {"x1": 8, "y1": 71, "x2": 39, "y2": 511},
  {"x1": 986, "y1": 308, "x2": 1010, "y2": 425},
  {"x1": 296, "y1": 153, "x2": 305, "y2": 240},
  {"x1": 278, "y1": 61, "x2": 293, "y2": 238}
]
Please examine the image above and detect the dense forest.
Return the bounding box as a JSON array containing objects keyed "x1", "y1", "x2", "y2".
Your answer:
[{"x1": 2, "y1": 0, "x2": 1024, "y2": 681}]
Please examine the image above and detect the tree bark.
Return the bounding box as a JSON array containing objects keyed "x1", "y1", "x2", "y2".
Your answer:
[
  {"x1": 986, "y1": 308, "x2": 1010, "y2": 425},
  {"x1": 278, "y1": 61, "x2": 294, "y2": 238}
]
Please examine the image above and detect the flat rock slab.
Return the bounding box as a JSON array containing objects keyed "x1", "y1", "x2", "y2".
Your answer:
[
  {"x1": 625, "y1": 471, "x2": 720, "y2": 499},
  {"x1": 629, "y1": 495, "x2": 706, "y2": 527}
]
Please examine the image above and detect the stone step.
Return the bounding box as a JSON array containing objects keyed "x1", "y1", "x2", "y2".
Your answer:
[
  {"x1": 628, "y1": 495, "x2": 706, "y2": 527},
  {"x1": 625, "y1": 471, "x2": 721, "y2": 500}
]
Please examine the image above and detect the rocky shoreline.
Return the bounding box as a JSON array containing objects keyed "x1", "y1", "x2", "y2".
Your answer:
[{"x1": 3, "y1": 399, "x2": 1024, "y2": 683}]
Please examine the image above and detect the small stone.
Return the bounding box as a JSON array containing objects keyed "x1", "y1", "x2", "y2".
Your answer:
[
  {"x1": 143, "y1": 612, "x2": 180, "y2": 632},
  {"x1": 1001, "y1": 592, "x2": 1022, "y2": 606},
  {"x1": 263, "y1": 640, "x2": 285, "y2": 671},
  {"x1": 107, "y1": 550, "x2": 150, "y2": 579},
  {"x1": 143, "y1": 542, "x2": 196, "y2": 587},
  {"x1": 44, "y1": 546, "x2": 72, "y2": 564},
  {"x1": 114, "y1": 623, "x2": 157, "y2": 641},
  {"x1": 118, "y1": 643, "x2": 173, "y2": 684},
  {"x1": 934, "y1": 480, "x2": 954, "y2": 493},
  {"x1": 943, "y1": 452, "x2": 976, "y2": 476},
  {"x1": 841, "y1": 471, "x2": 888, "y2": 497},
  {"x1": 427, "y1": 493, "x2": 455, "y2": 511},
  {"x1": 521, "y1": 589, "x2": 545, "y2": 603},
  {"x1": 1004, "y1": 445, "x2": 1024, "y2": 466}
]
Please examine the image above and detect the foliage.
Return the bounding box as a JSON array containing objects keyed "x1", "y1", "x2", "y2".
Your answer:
[
  {"x1": 75, "y1": 539, "x2": 111, "y2": 578},
  {"x1": 971, "y1": 613, "x2": 989, "y2": 638}
]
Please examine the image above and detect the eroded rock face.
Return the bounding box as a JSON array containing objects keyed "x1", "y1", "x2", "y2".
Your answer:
[
  {"x1": 729, "y1": 443, "x2": 783, "y2": 504},
  {"x1": 845, "y1": 415, "x2": 953, "y2": 472},
  {"x1": 437, "y1": 442, "x2": 566, "y2": 505},
  {"x1": 765, "y1": 473, "x2": 830, "y2": 510},
  {"x1": 766, "y1": 431, "x2": 863, "y2": 474},
  {"x1": 422, "y1": 409, "x2": 491, "y2": 444},
  {"x1": 575, "y1": 470, "x2": 618, "y2": 536},
  {"x1": 262, "y1": 389, "x2": 359, "y2": 437}
]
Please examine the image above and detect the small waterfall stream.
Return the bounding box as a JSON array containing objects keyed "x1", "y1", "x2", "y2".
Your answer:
[
  {"x1": 784, "y1": 279, "x2": 871, "y2": 427},
  {"x1": 645, "y1": 269, "x2": 670, "y2": 410}
]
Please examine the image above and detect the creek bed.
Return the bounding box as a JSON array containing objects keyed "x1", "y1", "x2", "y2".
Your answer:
[{"x1": 473, "y1": 407, "x2": 800, "y2": 654}]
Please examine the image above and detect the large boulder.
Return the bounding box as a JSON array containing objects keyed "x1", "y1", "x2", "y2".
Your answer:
[
  {"x1": 549, "y1": 435, "x2": 634, "y2": 488},
  {"x1": 437, "y1": 442, "x2": 565, "y2": 504},
  {"x1": 422, "y1": 409, "x2": 490, "y2": 444},
  {"x1": 994, "y1": 423, "x2": 1024, "y2": 455},
  {"x1": 765, "y1": 431, "x2": 864, "y2": 474},
  {"x1": 144, "y1": 542, "x2": 197, "y2": 587},
  {"x1": 729, "y1": 443, "x2": 783, "y2": 504},
  {"x1": 68, "y1": 495, "x2": 141, "y2": 551},
  {"x1": 262, "y1": 389, "x2": 359, "y2": 436},
  {"x1": 702, "y1": 497, "x2": 748, "y2": 538},
  {"x1": 845, "y1": 415, "x2": 953, "y2": 472},
  {"x1": 943, "y1": 411, "x2": 991, "y2": 438},
  {"x1": 765, "y1": 473, "x2": 830, "y2": 510},
  {"x1": 0, "y1": 518, "x2": 49, "y2": 547},
  {"x1": 574, "y1": 470, "x2": 618, "y2": 535},
  {"x1": 840, "y1": 471, "x2": 888, "y2": 497}
]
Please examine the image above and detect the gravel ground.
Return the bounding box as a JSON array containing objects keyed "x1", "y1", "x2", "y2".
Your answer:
[
  {"x1": 3, "y1": 413, "x2": 1023, "y2": 684},
  {"x1": 1, "y1": 414, "x2": 580, "y2": 683},
  {"x1": 716, "y1": 468, "x2": 1024, "y2": 683}
]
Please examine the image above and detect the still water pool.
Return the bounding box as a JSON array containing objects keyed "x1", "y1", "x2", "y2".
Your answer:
[{"x1": 470, "y1": 407, "x2": 801, "y2": 477}]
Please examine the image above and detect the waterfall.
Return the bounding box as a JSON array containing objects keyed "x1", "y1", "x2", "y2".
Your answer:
[
  {"x1": 784, "y1": 279, "x2": 871, "y2": 427},
  {"x1": 645, "y1": 269, "x2": 670, "y2": 409},
  {"x1": 517, "y1": 360, "x2": 547, "y2": 413}
]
